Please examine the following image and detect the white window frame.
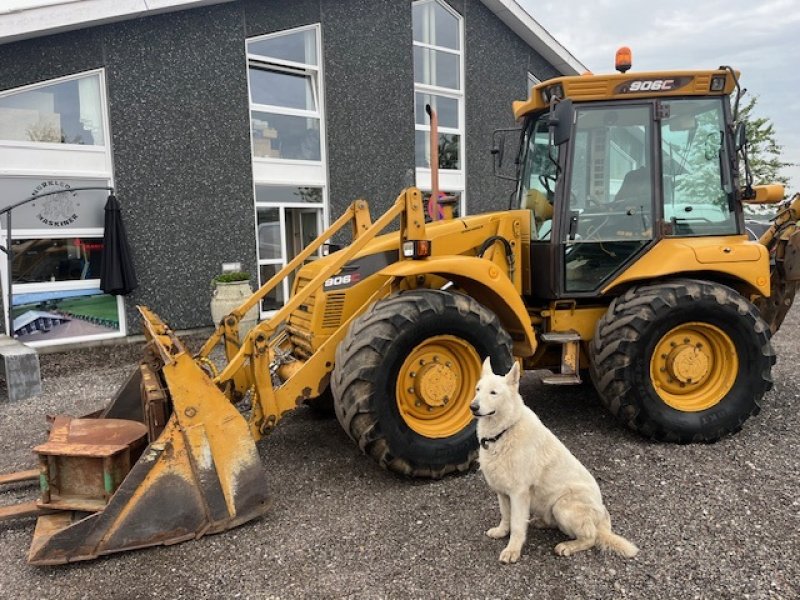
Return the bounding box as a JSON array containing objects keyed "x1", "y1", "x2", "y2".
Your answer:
[
  {"x1": 254, "y1": 185, "x2": 325, "y2": 314},
  {"x1": 413, "y1": 0, "x2": 466, "y2": 216},
  {"x1": 246, "y1": 24, "x2": 329, "y2": 318},
  {"x1": 0, "y1": 69, "x2": 125, "y2": 347}
]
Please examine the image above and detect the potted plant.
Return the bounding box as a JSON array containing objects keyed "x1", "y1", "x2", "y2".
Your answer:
[{"x1": 210, "y1": 271, "x2": 259, "y2": 341}]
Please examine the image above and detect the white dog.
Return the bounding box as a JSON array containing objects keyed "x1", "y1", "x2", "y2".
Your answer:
[{"x1": 471, "y1": 358, "x2": 638, "y2": 563}]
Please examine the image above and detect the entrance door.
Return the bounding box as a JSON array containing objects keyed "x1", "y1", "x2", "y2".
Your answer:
[{"x1": 562, "y1": 104, "x2": 655, "y2": 292}]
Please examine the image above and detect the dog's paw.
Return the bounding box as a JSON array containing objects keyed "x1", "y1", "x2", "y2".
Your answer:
[
  {"x1": 486, "y1": 526, "x2": 509, "y2": 539},
  {"x1": 499, "y1": 546, "x2": 521, "y2": 564},
  {"x1": 554, "y1": 542, "x2": 574, "y2": 556}
]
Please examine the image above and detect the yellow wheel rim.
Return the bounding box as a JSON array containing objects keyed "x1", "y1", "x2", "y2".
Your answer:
[
  {"x1": 395, "y1": 335, "x2": 481, "y2": 438},
  {"x1": 650, "y1": 322, "x2": 738, "y2": 412}
]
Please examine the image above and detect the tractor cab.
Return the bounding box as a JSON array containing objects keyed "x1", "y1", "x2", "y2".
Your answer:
[{"x1": 509, "y1": 57, "x2": 748, "y2": 299}]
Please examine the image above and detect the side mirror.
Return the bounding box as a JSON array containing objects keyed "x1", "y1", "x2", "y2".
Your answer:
[
  {"x1": 735, "y1": 121, "x2": 747, "y2": 151},
  {"x1": 491, "y1": 127, "x2": 521, "y2": 182},
  {"x1": 491, "y1": 131, "x2": 506, "y2": 168},
  {"x1": 549, "y1": 99, "x2": 574, "y2": 146}
]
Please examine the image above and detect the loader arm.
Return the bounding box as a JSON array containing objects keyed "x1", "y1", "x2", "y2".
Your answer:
[{"x1": 204, "y1": 188, "x2": 429, "y2": 438}]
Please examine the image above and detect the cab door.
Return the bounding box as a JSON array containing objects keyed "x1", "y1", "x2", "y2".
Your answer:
[{"x1": 559, "y1": 103, "x2": 657, "y2": 294}]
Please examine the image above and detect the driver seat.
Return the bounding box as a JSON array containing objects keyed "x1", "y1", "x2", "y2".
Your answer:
[{"x1": 615, "y1": 165, "x2": 650, "y2": 203}]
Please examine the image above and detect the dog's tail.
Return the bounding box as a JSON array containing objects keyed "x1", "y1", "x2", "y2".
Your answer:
[{"x1": 597, "y1": 528, "x2": 639, "y2": 557}]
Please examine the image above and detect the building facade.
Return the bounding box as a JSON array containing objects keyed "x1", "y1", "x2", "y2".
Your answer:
[{"x1": 0, "y1": 0, "x2": 583, "y2": 346}]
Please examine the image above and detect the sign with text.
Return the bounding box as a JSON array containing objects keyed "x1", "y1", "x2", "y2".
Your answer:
[{"x1": 0, "y1": 177, "x2": 109, "y2": 230}]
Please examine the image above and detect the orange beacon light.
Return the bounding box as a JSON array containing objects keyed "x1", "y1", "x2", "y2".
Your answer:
[{"x1": 616, "y1": 46, "x2": 632, "y2": 73}]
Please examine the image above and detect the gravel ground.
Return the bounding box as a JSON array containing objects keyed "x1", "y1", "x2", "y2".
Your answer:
[{"x1": 0, "y1": 309, "x2": 798, "y2": 600}]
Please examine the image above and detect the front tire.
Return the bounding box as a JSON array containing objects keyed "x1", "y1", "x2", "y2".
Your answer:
[
  {"x1": 589, "y1": 279, "x2": 774, "y2": 442},
  {"x1": 331, "y1": 289, "x2": 513, "y2": 478}
]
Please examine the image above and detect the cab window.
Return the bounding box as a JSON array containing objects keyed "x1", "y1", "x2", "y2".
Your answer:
[
  {"x1": 660, "y1": 98, "x2": 737, "y2": 235},
  {"x1": 518, "y1": 115, "x2": 557, "y2": 240}
]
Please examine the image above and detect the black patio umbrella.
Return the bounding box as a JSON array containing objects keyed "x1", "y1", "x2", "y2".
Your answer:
[{"x1": 100, "y1": 193, "x2": 138, "y2": 296}]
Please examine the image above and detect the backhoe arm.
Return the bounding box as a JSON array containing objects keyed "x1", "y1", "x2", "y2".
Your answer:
[{"x1": 755, "y1": 192, "x2": 800, "y2": 333}]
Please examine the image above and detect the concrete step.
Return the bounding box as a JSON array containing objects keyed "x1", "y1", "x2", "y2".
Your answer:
[{"x1": 0, "y1": 335, "x2": 42, "y2": 402}]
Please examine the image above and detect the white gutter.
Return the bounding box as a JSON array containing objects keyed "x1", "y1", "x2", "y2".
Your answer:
[
  {"x1": 0, "y1": 0, "x2": 235, "y2": 44},
  {"x1": 0, "y1": 0, "x2": 586, "y2": 78},
  {"x1": 478, "y1": 0, "x2": 586, "y2": 75}
]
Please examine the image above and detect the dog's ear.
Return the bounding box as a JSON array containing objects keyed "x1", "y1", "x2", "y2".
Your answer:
[
  {"x1": 505, "y1": 362, "x2": 520, "y2": 389},
  {"x1": 482, "y1": 356, "x2": 494, "y2": 377}
]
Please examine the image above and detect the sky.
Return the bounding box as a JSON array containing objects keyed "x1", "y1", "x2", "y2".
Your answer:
[{"x1": 521, "y1": 0, "x2": 800, "y2": 191}]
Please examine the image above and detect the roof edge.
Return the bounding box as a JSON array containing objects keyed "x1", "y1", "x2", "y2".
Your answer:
[
  {"x1": 479, "y1": 0, "x2": 586, "y2": 75},
  {"x1": 0, "y1": 0, "x2": 234, "y2": 45},
  {"x1": 0, "y1": 0, "x2": 586, "y2": 78}
]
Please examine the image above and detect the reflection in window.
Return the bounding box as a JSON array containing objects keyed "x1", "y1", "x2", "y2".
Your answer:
[
  {"x1": 12, "y1": 238, "x2": 103, "y2": 284},
  {"x1": 413, "y1": 46, "x2": 460, "y2": 90},
  {"x1": 247, "y1": 28, "x2": 317, "y2": 65},
  {"x1": 414, "y1": 93, "x2": 458, "y2": 128},
  {"x1": 248, "y1": 67, "x2": 316, "y2": 111},
  {"x1": 0, "y1": 74, "x2": 104, "y2": 146},
  {"x1": 413, "y1": 0, "x2": 460, "y2": 50},
  {"x1": 251, "y1": 112, "x2": 320, "y2": 160},
  {"x1": 259, "y1": 264, "x2": 285, "y2": 312},
  {"x1": 422, "y1": 190, "x2": 461, "y2": 220},
  {"x1": 255, "y1": 185, "x2": 323, "y2": 204},
  {"x1": 256, "y1": 207, "x2": 281, "y2": 260},
  {"x1": 415, "y1": 131, "x2": 460, "y2": 169},
  {"x1": 661, "y1": 98, "x2": 736, "y2": 236}
]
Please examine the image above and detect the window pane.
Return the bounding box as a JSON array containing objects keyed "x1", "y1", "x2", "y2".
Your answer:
[
  {"x1": 415, "y1": 130, "x2": 460, "y2": 169},
  {"x1": 0, "y1": 75, "x2": 104, "y2": 146},
  {"x1": 566, "y1": 105, "x2": 653, "y2": 240},
  {"x1": 12, "y1": 237, "x2": 103, "y2": 284},
  {"x1": 413, "y1": 1, "x2": 460, "y2": 50},
  {"x1": 11, "y1": 289, "x2": 120, "y2": 341},
  {"x1": 247, "y1": 29, "x2": 317, "y2": 66},
  {"x1": 413, "y1": 46, "x2": 460, "y2": 90},
  {"x1": 519, "y1": 116, "x2": 557, "y2": 240},
  {"x1": 255, "y1": 185, "x2": 323, "y2": 204},
  {"x1": 249, "y1": 67, "x2": 315, "y2": 111},
  {"x1": 256, "y1": 207, "x2": 281, "y2": 260},
  {"x1": 415, "y1": 93, "x2": 458, "y2": 129},
  {"x1": 259, "y1": 264, "x2": 285, "y2": 311},
  {"x1": 0, "y1": 177, "x2": 108, "y2": 230},
  {"x1": 284, "y1": 208, "x2": 320, "y2": 260},
  {"x1": 564, "y1": 105, "x2": 654, "y2": 293},
  {"x1": 251, "y1": 112, "x2": 321, "y2": 160},
  {"x1": 661, "y1": 98, "x2": 736, "y2": 236}
]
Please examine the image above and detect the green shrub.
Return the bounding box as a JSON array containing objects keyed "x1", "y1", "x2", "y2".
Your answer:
[{"x1": 211, "y1": 271, "x2": 251, "y2": 288}]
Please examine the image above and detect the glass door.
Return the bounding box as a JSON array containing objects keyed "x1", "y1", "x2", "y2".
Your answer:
[{"x1": 562, "y1": 104, "x2": 655, "y2": 293}]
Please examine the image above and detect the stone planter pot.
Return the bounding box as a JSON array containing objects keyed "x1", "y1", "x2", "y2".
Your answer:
[{"x1": 210, "y1": 280, "x2": 259, "y2": 342}]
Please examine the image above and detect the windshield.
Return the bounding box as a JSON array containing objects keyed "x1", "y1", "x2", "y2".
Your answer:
[
  {"x1": 518, "y1": 113, "x2": 557, "y2": 240},
  {"x1": 660, "y1": 97, "x2": 737, "y2": 235}
]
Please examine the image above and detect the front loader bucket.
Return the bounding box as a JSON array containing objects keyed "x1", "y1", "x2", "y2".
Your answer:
[{"x1": 24, "y1": 311, "x2": 270, "y2": 565}]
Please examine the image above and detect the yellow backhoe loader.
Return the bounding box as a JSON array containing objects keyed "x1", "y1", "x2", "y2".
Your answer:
[{"x1": 2, "y1": 53, "x2": 798, "y2": 564}]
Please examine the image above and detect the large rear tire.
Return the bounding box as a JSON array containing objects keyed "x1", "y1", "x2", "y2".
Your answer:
[
  {"x1": 589, "y1": 279, "x2": 774, "y2": 442},
  {"x1": 331, "y1": 289, "x2": 514, "y2": 478}
]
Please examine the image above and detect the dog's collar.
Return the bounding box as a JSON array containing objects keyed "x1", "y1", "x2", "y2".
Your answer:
[{"x1": 479, "y1": 427, "x2": 510, "y2": 449}]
